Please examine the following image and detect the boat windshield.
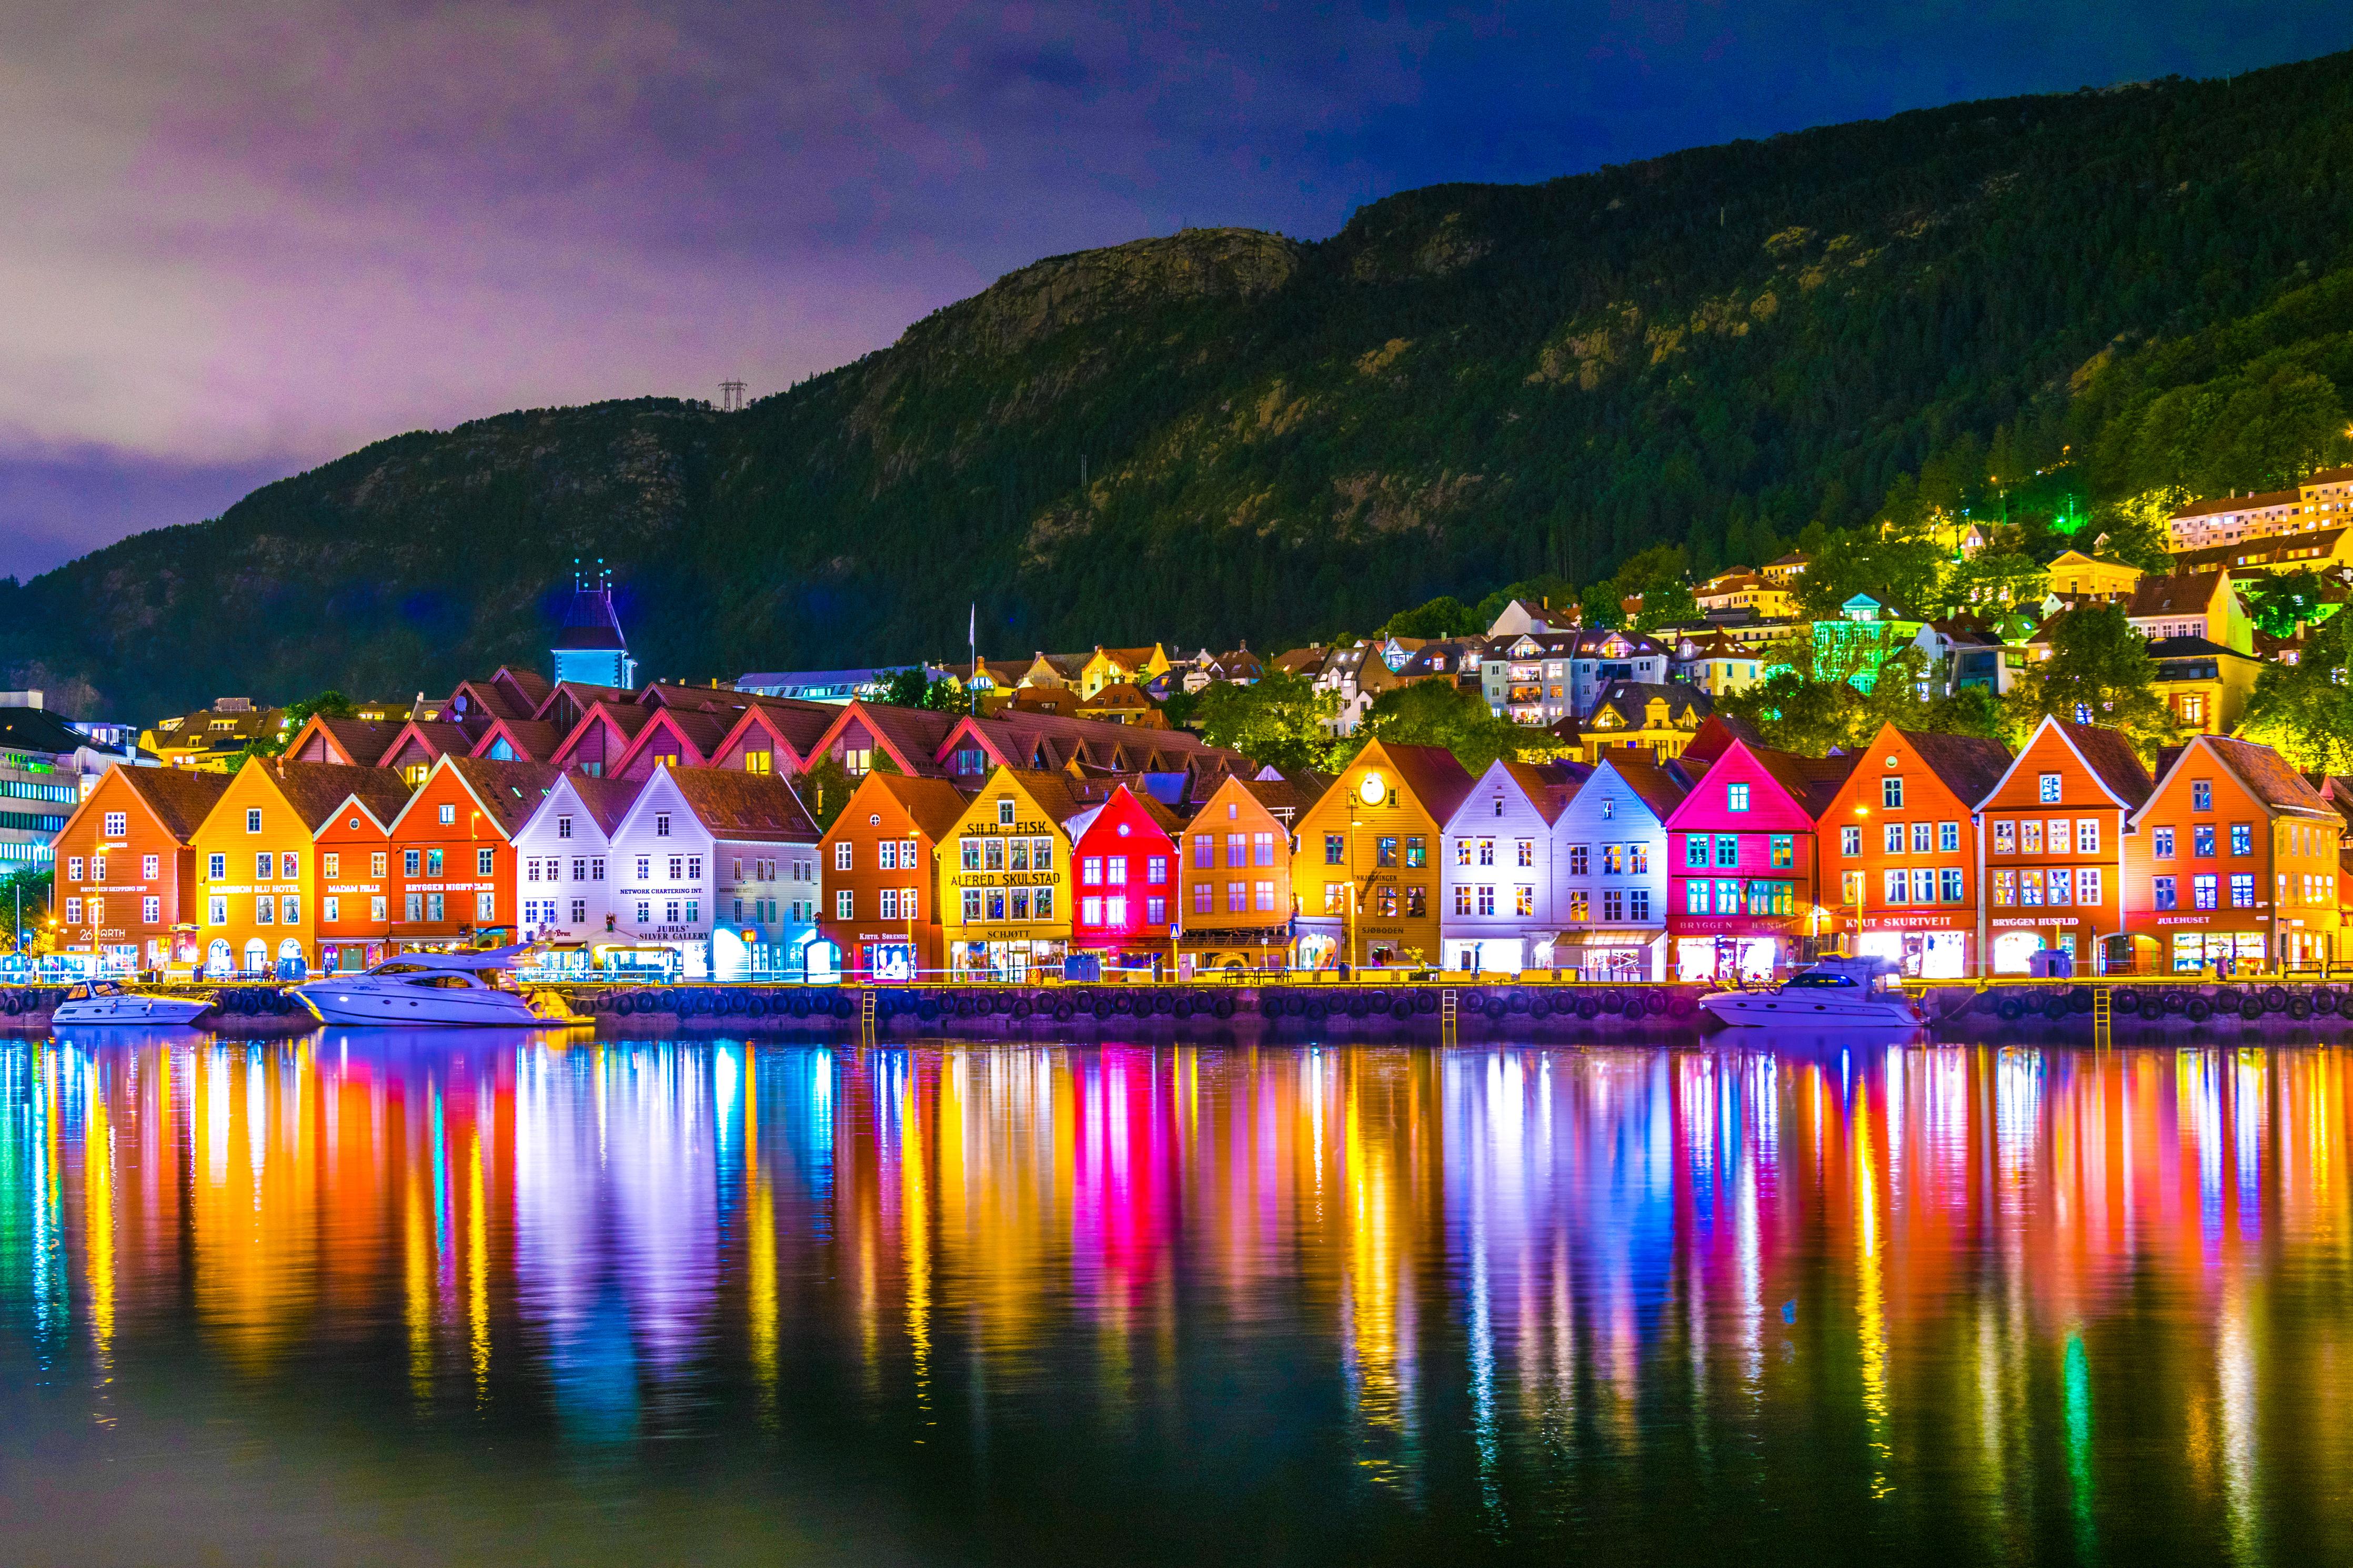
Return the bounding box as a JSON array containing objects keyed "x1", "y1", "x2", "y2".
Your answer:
[
  {"x1": 1782, "y1": 973, "x2": 1860, "y2": 988},
  {"x1": 472, "y1": 970, "x2": 516, "y2": 990}
]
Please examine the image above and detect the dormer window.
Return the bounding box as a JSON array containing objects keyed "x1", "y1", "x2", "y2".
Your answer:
[
  {"x1": 655, "y1": 813, "x2": 671, "y2": 837},
  {"x1": 998, "y1": 799, "x2": 1016, "y2": 826}
]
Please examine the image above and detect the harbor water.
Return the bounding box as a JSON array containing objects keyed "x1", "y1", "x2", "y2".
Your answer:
[{"x1": 1, "y1": 1028, "x2": 2345, "y2": 1564}]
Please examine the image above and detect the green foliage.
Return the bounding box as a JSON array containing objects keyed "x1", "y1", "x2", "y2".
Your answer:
[
  {"x1": 2244, "y1": 610, "x2": 2353, "y2": 771},
  {"x1": 1936, "y1": 550, "x2": 2049, "y2": 615},
  {"x1": 237, "y1": 689, "x2": 355, "y2": 762},
  {"x1": 1193, "y1": 669, "x2": 1344, "y2": 773},
  {"x1": 1796, "y1": 526, "x2": 1948, "y2": 620},
  {"x1": 1719, "y1": 638, "x2": 1996, "y2": 758},
  {"x1": 878, "y1": 667, "x2": 964, "y2": 712},
  {"x1": 19, "y1": 57, "x2": 2353, "y2": 716},
  {"x1": 799, "y1": 756, "x2": 856, "y2": 833},
  {"x1": 1360, "y1": 680, "x2": 1546, "y2": 776},
  {"x1": 1378, "y1": 595, "x2": 1482, "y2": 639},
  {"x1": 1575, "y1": 582, "x2": 1624, "y2": 631},
  {"x1": 2241, "y1": 570, "x2": 2335, "y2": 639},
  {"x1": 0, "y1": 866, "x2": 49, "y2": 950},
  {"x1": 1997, "y1": 603, "x2": 2181, "y2": 757},
  {"x1": 2085, "y1": 488, "x2": 2184, "y2": 574}
]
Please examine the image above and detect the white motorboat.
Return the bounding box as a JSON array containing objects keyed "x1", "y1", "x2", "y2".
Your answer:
[
  {"x1": 52, "y1": 979, "x2": 217, "y2": 1027},
  {"x1": 292, "y1": 945, "x2": 590, "y2": 1028},
  {"x1": 1698, "y1": 955, "x2": 1925, "y2": 1029}
]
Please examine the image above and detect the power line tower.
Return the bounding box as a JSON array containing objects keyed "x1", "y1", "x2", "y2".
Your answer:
[{"x1": 719, "y1": 379, "x2": 746, "y2": 412}]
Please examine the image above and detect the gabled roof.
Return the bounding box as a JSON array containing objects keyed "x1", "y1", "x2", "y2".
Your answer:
[
  {"x1": 1979, "y1": 716, "x2": 2153, "y2": 812},
  {"x1": 661, "y1": 766, "x2": 820, "y2": 843},
  {"x1": 1365, "y1": 740, "x2": 1476, "y2": 824},
  {"x1": 1587, "y1": 752, "x2": 1693, "y2": 823},
  {"x1": 267, "y1": 759, "x2": 415, "y2": 833},
  {"x1": 1892, "y1": 726, "x2": 2012, "y2": 808},
  {"x1": 845, "y1": 771, "x2": 973, "y2": 842},
  {"x1": 2124, "y1": 571, "x2": 2227, "y2": 619},
  {"x1": 1677, "y1": 712, "x2": 1765, "y2": 763},
  {"x1": 393, "y1": 756, "x2": 565, "y2": 839},
  {"x1": 2198, "y1": 736, "x2": 2336, "y2": 819},
  {"x1": 2144, "y1": 635, "x2": 2262, "y2": 665},
  {"x1": 378, "y1": 718, "x2": 476, "y2": 768},
  {"x1": 983, "y1": 766, "x2": 1095, "y2": 828},
  {"x1": 1745, "y1": 746, "x2": 1858, "y2": 821},
  {"x1": 1269, "y1": 647, "x2": 1327, "y2": 676},
  {"x1": 470, "y1": 715, "x2": 561, "y2": 763},
  {"x1": 107, "y1": 763, "x2": 234, "y2": 842},
  {"x1": 542, "y1": 772, "x2": 642, "y2": 838},
  {"x1": 2169, "y1": 486, "x2": 2298, "y2": 520},
  {"x1": 554, "y1": 581, "x2": 627, "y2": 651},
  {"x1": 549, "y1": 699, "x2": 656, "y2": 765},
  {"x1": 283, "y1": 713, "x2": 401, "y2": 768}
]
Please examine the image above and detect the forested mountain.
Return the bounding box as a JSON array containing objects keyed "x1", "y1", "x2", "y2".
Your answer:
[{"x1": 12, "y1": 49, "x2": 2353, "y2": 719}]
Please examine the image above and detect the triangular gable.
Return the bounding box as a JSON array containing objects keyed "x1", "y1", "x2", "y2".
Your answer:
[
  {"x1": 386, "y1": 754, "x2": 530, "y2": 841},
  {"x1": 608, "y1": 706, "x2": 711, "y2": 778},
  {"x1": 1660, "y1": 739, "x2": 1814, "y2": 831},
  {"x1": 709, "y1": 703, "x2": 813, "y2": 772},
  {"x1": 1973, "y1": 715, "x2": 2139, "y2": 813},
  {"x1": 548, "y1": 699, "x2": 655, "y2": 772},
  {"x1": 808, "y1": 701, "x2": 943, "y2": 777},
  {"x1": 608, "y1": 765, "x2": 706, "y2": 845},
  {"x1": 470, "y1": 714, "x2": 553, "y2": 763},
  {"x1": 377, "y1": 718, "x2": 468, "y2": 777}
]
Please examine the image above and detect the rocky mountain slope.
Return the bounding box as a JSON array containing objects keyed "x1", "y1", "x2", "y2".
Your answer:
[{"x1": 11, "y1": 50, "x2": 2353, "y2": 717}]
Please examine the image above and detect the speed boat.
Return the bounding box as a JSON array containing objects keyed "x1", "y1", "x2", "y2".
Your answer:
[
  {"x1": 291, "y1": 945, "x2": 590, "y2": 1027},
  {"x1": 52, "y1": 979, "x2": 216, "y2": 1027},
  {"x1": 1697, "y1": 955, "x2": 1925, "y2": 1028}
]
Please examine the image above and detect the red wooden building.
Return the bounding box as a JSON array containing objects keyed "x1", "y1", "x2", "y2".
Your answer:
[{"x1": 1069, "y1": 783, "x2": 1186, "y2": 968}]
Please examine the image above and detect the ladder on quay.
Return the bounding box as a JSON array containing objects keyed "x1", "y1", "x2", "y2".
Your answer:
[
  {"x1": 858, "y1": 987, "x2": 878, "y2": 1046},
  {"x1": 2091, "y1": 985, "x2": 2112, "y2": 1050},
  {"x1": 1440, "y1": 988, "x2": 1459, "y2": 1046}
]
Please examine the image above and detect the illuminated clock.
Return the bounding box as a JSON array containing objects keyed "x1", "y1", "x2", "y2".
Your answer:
[{"x1": 1359, "y1": 772, "x2": 1386, "y2": 806}]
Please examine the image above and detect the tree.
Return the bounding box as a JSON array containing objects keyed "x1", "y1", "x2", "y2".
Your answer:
[
  {"x1": 1377, "y1": 595, "x2": 1482, "y2": 639},
  {"x1": 2086, "y1": 487, "x2": 2183, "y2": 574},
  {"x1": 878, "y1": 667, "x2": 964, "y2": 711},
  {"x1": 1997, "y1": 603, "x2": 2180, "y2": 756},
  {"x1": 1194, "y1": 669, "x2": 1344, "y2": 772},
  {"x1": 1721, "y1": 632, "x2": 2002, "y2": 757},
  {"x1": 0, "y1": 865, "x2": 50, "y2": 954},
  {"x1": 1575, "y1": 581, "x2": 1623, "y2": 630},
  {"x1": 2240, "y1": 570, "x2": 2335, "y2": 639},
  {"x1": 1934, "y1": 550, "x2": 2049, "y2": 615},
  {"x1": 798, "y1": 755, "x2": 856, "y2": 832},
  {"x1": 240, "y1": 689, "x2": 356, "y2": 762},
  {"x1": 1360, "y1": 680, "x2": 1551, "y2": 775},
  {"x1": 2243, "y1": 610, "x2": 2353, "y2": 771},
  {"x1": 1795, "y1": 525, "x2": 1947, "y2": 619},
  {"x1": 1631, "y1": 581, "x2": 1700, "y2": 632}
]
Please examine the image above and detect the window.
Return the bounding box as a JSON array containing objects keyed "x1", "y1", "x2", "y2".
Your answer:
[
  {"x1": 877, "y1": 842, "x2": 898, "y2": 871},
  {"x1": 1684, "y1": 836, "x2": 1708, "y2": 869},
  {"x1": 961, "y1": 889, "x2": 982, "y2": 920},
  {"x1": 1841, "y1": 825, "x2": 1861, "y2": 856},
  {"x1": 1717, "y1": 878, "x2": 1745, "y2": 913},
  {"x1": 1569, "y1": 889, "x2": 1590, "y2": 921},
  {"x1": 1727, "y1": 783, "x2": 1751, "y2": 812},
  {"x1": 323, "y1": 895, "x2": 340, "y2": 924},
  {"x1": 2194, "y1": 825, "x2": 2216, "y2": 858},
  {"x1": 1993, "y1": 821, "x2": 2014, "y2": 855},
  {"x1": 1228, "y1": 881, "x2": 1247, "y2": 913},
  {"x1": 1516, "y1": 838, "x2": 1534, "y2": 868},
  {"x1": 1602, "y1": 889, "x2": 1623, "y2": 921},
  {"x1": 1405, "y1": 836, "x2": 1426, "y2": 868},
  {"x1": 2193, "y1": 780, "x2": 2213, "y2": 812},
  {"x1": 63, "y1": 897, "x2": 81, "y2": 924},
  {"x1": 836, "y1": 889, "x2": 854, "y2": 919},
  {"x1": 1454, "y1": 884, "x2": 1473, "y2": 916},
  {"x1": 209, "y1": 895, "x2": 226, "y2": 925},
  {"x1": 2230, "y1": 874, "x2": 2255, "y2": 908},
  {"x1": 1882, "y1": 777, "x2": 1904, "y2": 808},
  {"x1": 404, "y1": 849, "x2": 420, "y2": 876},
  {"x1": 1685, "y1": 881, "x2": 1711, "y2": 914},
  {"x1": 2038, "y1": 773, "x2": 2062, "y2": 804},
  {"x1": 1603, "y1": 844, "x2": 1623, "y2": 876},
  {"x1": 1193, "y1": 883, "x2": 1212, "y2": 914},
  {"x1": 1254, "y1": 881, "x2": 1275, "y2": 912},
  {"x1": 591, "y1": 858, "x2": 605, "y2": 882},
  {"x1": 1569, "y1": 845, "x2": 1590, "y2": 876},
  {"x1": 1032, "y1": 838, "x2": 1053, "y2": 871},
  {"x1": 2079, "y1": 868, "x2": 2102, "y2": 905},
  {"x1": 438, "y1": 804, "x2": 455, "y2": 826},
  {"x1": 1515, "y1": 885, "x2": 1535, "y2": 917},
  {"x1": 1194, "y1": 835, "x2": 1214, "y2": 868},
  {"x1": 1993, "y1": 870, "x2": 2015, "y2": 906},
  {"x1": 983, "y1": 839, "x2": 1004, "y2": 872},
  {"x1": 2154, "y1": 875, "x2": 2177, "y2": 911},
  {"x1": 66, "y1": 856, "x2": 83, "y2": 882},
  {"x1": 1883, "y1": 869, "x2": 1907, "y2": 904},
  {"x1": 997, "y1": 799, "x2": 1015, "y2": 826},
  {"x1": 2194, "y1": 874, "x2": 2217, "y2": 910},
  {"x1": 1909, "y1": 822, "x2": 1931, "y2": 855},
  {"x1": 1107, "y1": 856, "x2": 1127, "y2": 885},
  {"x1": 2020, "y1": 870, "x2": 2044, "y2": 906},
  {"x1": 1325, "y1": 833, "x2": 1344, "y2": 866},
  {"x1": 1148, "y1": 856, "x2": 1169, "y2": 884},
  {"x1": 1248, "y1": 832, "x2": 1274, "y2": 867},
  {"x1": 567, "y1": 898, "x2": 583, "y2": 924},
  {"x1": 1081, "y1": 896, "x2": 1103, "y2": 926},
  {"x1": 1771, "y1": 834, "x2": 1793, "y2": 869},
  {"x1": 2230, "y1": 823, "x2": 2253, "y2": 856},
  {"x1": 557, "y1": 816, "x2": 573, "y2": 839},
  {"x1": 2022, "y1": 822, "x2": 2043, "y2": 854},
  {"x1": 1103, "y1": 896, "x2": 1126, "y2": 926},
  {"x1": 254, "y1": 895, "x2": 273, "y2": 925},
  {"x1": 1082, "y1": 857, "x2": 1102, "y2": 886},
  {"x1": 246, "y1": 808, "x2": 263, "y2": 833},
  {"x1": 1715, "y1": 834, "x2": 1739, "y2": 867},
  {"x1": 1376, "y1": 836, "x2": 1397, "y2": 868},
  {"x1": 1323, "y1": 884, "x2": 1348, "y2": 915},
  {"x1": 103, "y1": 811, "x2": 126, "y2": 838},
  {"x1": 1405, "y1": 886, "x2": 1425, "y2": 918},
  {"x1": 1470, "y1": 885, "x2": 1492, "y2": 916},
  {"x1": 1883, "y1": 822, "x2": 1904, "y2": 855},
  {"x1": 1226, "y1": 833, "x2": 1246, "y2": 866},
  {"x1": 1939, "y1": 868, "x2": 1964, "y2": 903},
  {"x1": 283, "y1": 852, "x2": 299, "y2": 878},
  {"x1": 142, "y1": 854, "x2": 158, "y2": 879},
  {"x1": 324, "y1": 853, "x2": 340, "y2": 879},
  {"x1": 2154, "y1": 826, "x2": 2175, "y2": 859}
]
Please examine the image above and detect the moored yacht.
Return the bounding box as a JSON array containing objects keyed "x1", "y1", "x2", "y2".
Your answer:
[
  {"x1": 1697, "y1": 955, "x2": 1925, "y2": 1029},
  {"x1": 293, "y1": 946, "x2": 590, "y2": 1027},
  {"x1": 52, "y1": 980, "x2": 216, "y2": 1027}
]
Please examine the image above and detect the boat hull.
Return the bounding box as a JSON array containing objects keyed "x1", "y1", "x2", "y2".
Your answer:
[
  {"x1": 293, "y1": 983, "x2": 565, "y2": 1027},
  {"x1": 52, "y1": 995, "x2": 215, "y2": 1026},
  {"x1": 1697, "y1": 990, "x2": 1923, "y2": 1028}
]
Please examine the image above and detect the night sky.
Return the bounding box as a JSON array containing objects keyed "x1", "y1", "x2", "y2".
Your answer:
[{"x1": 3, "y1": 1, "x2": 2344, "y2": 580}]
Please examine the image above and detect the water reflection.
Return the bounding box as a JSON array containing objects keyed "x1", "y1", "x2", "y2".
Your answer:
[{"x1": 5, "y1": 1031, "x2": 2353, "y2": 1563}]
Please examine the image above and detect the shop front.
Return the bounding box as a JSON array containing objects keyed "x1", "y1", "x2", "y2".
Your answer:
[
  {"x1": 1446, "y1": 935, "x2": 1524, "y2": 975},
  {"x1": 2147, "y1": 913, "x2": 2268, "y2": 974},
  {"x1": 317, "y1": 940, "x2": 385, "y2": 974},
  {"x1": 951, "y1": 930, "x2": 1068, "y2": 982},
  {"x1": 1292, "y1": 917, "x2": 1341, "y2": 973},
  {"x1": 1670, "y1": 909, "x2": 1810, "y2": 981},
  {"x1": 1552, "y1": 930, "x2": 1663, "y2": 980},
  {"x1": 1988, "y1": 913, "x2": 2106, "y2": 974},
  {"x1": 1852, "y1": 911, "x2": 1970, "y2": 979},
  {"x1": 1177, "y1": 922, "x2": 1291, "y2": 978}
]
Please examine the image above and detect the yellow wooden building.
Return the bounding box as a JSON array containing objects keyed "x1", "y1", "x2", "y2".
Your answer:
[
  {"x1": 938, "y1": 767, "x2": 1091, "y2": 979},
  {"x1": 1289, "y1": 740, "x2": 1474, "y2": 971}
]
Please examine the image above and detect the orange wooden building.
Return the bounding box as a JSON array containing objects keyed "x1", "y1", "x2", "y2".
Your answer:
[
  {"x1": 2124, "y1": 734, "x2": 2343, "y2": 972},
  {"x1": 1177, "y1": 773, "x2": 1312, "y2": 974},
  {"x1": 310, "y1": 771, "x2": 422, "y2": 972},
  {"x1": 1973, "y1": 717, "x2": 2154, "y2": 975},
  {"x1": 53, "y1": 765, "x2": 232, "y2": 975},
  {"x1": 189, "y1": 758, "x2": 409, "y2": 977},
  {"x1": 384, "y1": 755, "x2": 562, "y2": 950},
  {"x1": 815, "y1": 771, "x2": 971, "y2": 979},
  {"x1": 1816, "y1": 723, "x2": 2010, "y2": 978}
]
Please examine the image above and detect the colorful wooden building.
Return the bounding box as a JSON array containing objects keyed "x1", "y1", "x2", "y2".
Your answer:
[
  {"x1": 1436, "y1": 760, "x2": 1583, "y2": 975},
  {"x1": 1068, "y1": 783, "x2": 1185, "y2": 969},
  {"x1": 1972, "y1": 717, "x2": 2153, "y2": 974},
  {"x1": 507, "y1": 772, "x2": 639, "y2": 951},
  {"x1": 1661, "y1": 740, "x2": 1855, "y2": 980},
  {"x1": 52, "y1": 765, "x2": 231, "y2": 975},
  {"x1": 604, "y1": 765, "x2": 820, "y2": 978},
  {"x1": 938, "y1": 767, "x2": 1090, "y2": 980},
  {"x1": 384, "y1": 756, "x2": 562, "y2": 952},
  {"x1": 1549, "y1": 753, "x2": 1689, "y2": 979},
  {"x1": 189, "y1": 758, "x2": 409, "y2": 977},
  {"x1": 1290, "y1": 741, "x2": 1474, "y2": 971},
  {"x1": 1175, "y1": 774, "x2": 1311, "y2": 975},
  {"x1": 310, "y1": 771, "x2": 424, "y2": 973},
  {"x1": 815, "y1": 772, "x2": 971, "y2": 980},
  {"x1": 2124, "y1": 734, "x2": 2342, "y2": 972},
  {"x1": 1816, "y1": 723, "x2": 2010, "y2": 979}
]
